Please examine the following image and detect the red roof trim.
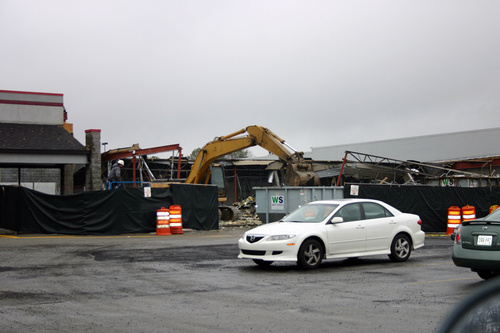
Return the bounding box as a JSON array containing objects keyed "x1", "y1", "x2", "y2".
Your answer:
[
  {"x1": 0, "y1": 99, "x2": 64, "y2": 107},
  {"x1": 0, "y1": 89, "x2": 63, "y2": 96}
]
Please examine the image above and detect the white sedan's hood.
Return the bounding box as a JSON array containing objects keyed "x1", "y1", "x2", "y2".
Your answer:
[{"x1": 246, "y1": 222, "x2": 319, "y2": 235}]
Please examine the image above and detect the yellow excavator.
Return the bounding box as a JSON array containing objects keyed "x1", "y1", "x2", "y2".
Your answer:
[
  {"x1": 186, "y1": 125, "x2": 318, "y2": 186},
  {"x1": 185, "y1": 125, "x2": 319, "y2": 220}
]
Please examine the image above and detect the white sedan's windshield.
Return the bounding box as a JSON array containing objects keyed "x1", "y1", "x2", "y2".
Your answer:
[{"x1": 281, "y1": 204, "x2": 339, "y2": 223}]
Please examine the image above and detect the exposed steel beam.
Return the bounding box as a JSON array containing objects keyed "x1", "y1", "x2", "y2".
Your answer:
[{"x1": 102, "y1": 144, "x2": 181, "y2": 161}]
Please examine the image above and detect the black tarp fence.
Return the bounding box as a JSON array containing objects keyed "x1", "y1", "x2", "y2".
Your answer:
[
  {"x1": 0, "y1": 184, "x2": 219, "y2": 235},
  {"x1": 344, "y1": 184, "x2": 500, "y2": 232}
]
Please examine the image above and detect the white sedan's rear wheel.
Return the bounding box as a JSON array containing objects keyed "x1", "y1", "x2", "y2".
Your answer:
[{"x1": 389, "y1": 234, "x2": 411, "y2": 262}]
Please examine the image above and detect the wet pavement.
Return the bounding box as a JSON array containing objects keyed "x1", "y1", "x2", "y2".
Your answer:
[{"x1": 0, "y1": 229, "x2": 482, "y2": 332}]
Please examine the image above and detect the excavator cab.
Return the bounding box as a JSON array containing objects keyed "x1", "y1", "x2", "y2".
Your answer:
[
  {"x1": 209, "y1": 165, "x2": 227, "y2": 202},
  {"x1": 211, "y1": 164, "x2": 241, "y2": 221}
]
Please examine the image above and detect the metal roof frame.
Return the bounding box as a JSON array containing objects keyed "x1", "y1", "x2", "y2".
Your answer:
[{"x1": 336, "y1": 150, "x2": 498, "y2": 186}]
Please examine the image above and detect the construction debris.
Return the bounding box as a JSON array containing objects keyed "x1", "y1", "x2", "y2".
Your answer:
[
  {"x1": 220, "y1": 196, "x2": 262, "y2": 228},
  {"x1": 219, "y1": 214, "x2": 262, "y2": 228}
]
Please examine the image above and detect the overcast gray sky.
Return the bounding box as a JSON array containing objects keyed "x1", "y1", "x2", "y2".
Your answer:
[{"x1": 2, "y1": 1, "x2": 499, "y2": 158}]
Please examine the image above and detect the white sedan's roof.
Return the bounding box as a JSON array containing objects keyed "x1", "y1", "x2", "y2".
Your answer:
[
  {"x1": 308, "y1": 198, "x2": 383, "y2": 205},
  {"x1": 306, "y1": 198, "x2": 403, "y2": 215}
]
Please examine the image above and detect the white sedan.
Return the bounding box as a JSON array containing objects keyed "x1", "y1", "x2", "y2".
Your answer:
[{"x1": 238, "y1": 199, "x2": 425, "y2": 269}]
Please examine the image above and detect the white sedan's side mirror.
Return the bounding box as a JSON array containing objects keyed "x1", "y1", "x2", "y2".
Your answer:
[{"x1": 330, "y1": 217, "x2": 343, "y2": 224}]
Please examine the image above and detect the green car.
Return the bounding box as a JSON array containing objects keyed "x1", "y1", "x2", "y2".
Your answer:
[{"x1": 452, "y1": 208, "x2": 500, "y2": 279}]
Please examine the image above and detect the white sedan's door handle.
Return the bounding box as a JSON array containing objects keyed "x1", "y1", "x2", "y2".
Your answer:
[
  {"x1": 356, "y1": 225, "x2": 365, "y2": 229},
  {"x1": 389, "y1": 220, "x2": 397, "y2": 224}
]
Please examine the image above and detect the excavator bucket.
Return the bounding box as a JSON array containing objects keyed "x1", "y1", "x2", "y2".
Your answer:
[{"x1": 284, "y1": 164, "x2": 320, "y2": 186}]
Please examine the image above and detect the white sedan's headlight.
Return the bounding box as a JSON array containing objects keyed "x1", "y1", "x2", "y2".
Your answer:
[{"x1": 268, "y1": 234, "x2": 296, "y2": 241}]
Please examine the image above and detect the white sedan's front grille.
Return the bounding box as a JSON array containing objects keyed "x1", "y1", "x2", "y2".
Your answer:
[{"x1": 246, "y1": 235, "x2": 264, "y2": 243}]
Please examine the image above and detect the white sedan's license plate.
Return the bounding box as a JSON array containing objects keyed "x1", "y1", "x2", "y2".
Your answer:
[{"x1": 477, "y1": 235, "x2": 493, "y2": 246}]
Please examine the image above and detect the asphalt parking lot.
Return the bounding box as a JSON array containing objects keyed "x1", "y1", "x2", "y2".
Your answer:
[{"x1": 0, "y1": 229, "x2": 486, "y2": 332}]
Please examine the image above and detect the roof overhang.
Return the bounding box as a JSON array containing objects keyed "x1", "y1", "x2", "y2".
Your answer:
[{"x1": 0, "y1": 152, "x2": 88, "y2": 165}]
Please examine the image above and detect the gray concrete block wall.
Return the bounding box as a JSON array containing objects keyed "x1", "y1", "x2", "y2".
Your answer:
[
  {"x1": 0, "y1": 168, "x2": 60, "y2": 183},
  {"x1": 0, "y1": 168, "x2": 18, "y2": 182}
]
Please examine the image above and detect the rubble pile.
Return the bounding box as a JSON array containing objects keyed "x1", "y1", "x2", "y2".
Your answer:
[
  {"x1": 220, "y1": 212, "x2": 262, "y2": 228},
  {"x1": 220, "y1": 196, "x2": 263, "y2": 228}
]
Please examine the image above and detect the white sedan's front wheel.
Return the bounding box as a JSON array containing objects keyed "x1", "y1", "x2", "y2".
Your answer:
[{"x1": 297, "y1": 239, "x2": 323, "y2": 269}]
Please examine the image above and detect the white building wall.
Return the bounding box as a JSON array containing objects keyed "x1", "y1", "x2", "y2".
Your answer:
[
  {"x1": 0, "y1": 104, "x2": 64, "y2": 125},
  {"x1": 0, "y1": 90, "x2": 64, "y2": 125}
]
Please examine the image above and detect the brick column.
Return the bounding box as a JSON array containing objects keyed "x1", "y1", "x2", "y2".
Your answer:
[
  {"x1": 85, "y1": 129, "x2": 102, "y2": 191},
  {"x1": 62, "y1": 164, "x2": 75, "y2": 195}
]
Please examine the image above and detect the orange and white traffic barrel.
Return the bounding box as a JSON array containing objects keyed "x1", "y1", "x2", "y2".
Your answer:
[
  {"x1": 490, "y1": 205, "x2": 499, "y2": 214},
  {"x1": 169, "y1": 205, "x2": 183, "y2": 234},
  {"x1": 156, "y1": 207, "x2": 171, "y2": 236},
  {"x1": 462, "y1": 205, "x2": 476, "y2": 223},
  {"x1": 447, "y1": 206, "x2": 461, "y2": 235}
]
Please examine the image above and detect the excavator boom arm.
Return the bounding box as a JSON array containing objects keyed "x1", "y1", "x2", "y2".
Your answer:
[
  {"x1": 186, "y1": 136, "x2": 256, "y2": 184},
  {"x1": 246, "y1": 126, "x2": 296, "y2": 162}
]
